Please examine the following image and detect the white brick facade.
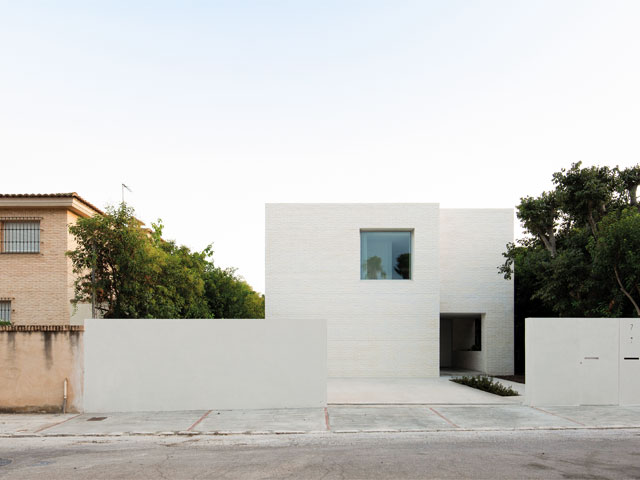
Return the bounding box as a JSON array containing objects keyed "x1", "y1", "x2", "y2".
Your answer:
[
  {"x1": 440, "y1": 209, "x2": 514, "y2": 375},
  {"x1": 266, "y1": 203, "x2": 514, "y2": 377}
]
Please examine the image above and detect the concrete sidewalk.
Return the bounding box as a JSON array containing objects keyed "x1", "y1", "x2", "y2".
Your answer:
[{"x1": 1, "y1": 405, "x2": 639, "y2": 437}]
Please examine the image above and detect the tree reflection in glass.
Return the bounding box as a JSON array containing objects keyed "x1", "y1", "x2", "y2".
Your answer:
[
  {"x1": 360, "y1": 231, "x2": 411, "y2": 280},
  {"x1": 394, "y1": 252, "x2": 411, "y2": 279},
  {"x1": 364, "y1": 255, "x2": 386, "y2": 279}
]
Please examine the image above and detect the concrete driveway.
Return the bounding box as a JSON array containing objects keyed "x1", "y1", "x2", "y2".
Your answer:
[{"x1": 328, "y1": 375, "x2": 523, "y2": 405}]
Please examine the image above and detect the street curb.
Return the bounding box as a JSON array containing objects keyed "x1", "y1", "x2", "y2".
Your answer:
[{"x1": 1, "y1": 425, "x2": 639, "y2": 439}]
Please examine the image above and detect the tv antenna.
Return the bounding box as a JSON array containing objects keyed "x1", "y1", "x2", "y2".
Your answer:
[{"x1": 122, "y1": 183, "x2": 132, "y2": 204}]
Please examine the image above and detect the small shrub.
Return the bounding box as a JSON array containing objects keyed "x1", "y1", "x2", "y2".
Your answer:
[{"x1": 450, "y1": 375, "x2": 519, "y2": 396}]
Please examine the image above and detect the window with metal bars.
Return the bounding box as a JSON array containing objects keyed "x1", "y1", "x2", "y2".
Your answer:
[
  {"x1": 0, "y1": 219, "x2": 41, "y2": 253},
  {"x1": 0, "y1": 301, "x2": 10, "y2": 323}
]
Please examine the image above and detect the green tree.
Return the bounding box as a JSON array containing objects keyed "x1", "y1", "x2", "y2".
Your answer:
[
  {"x1": 502, "y1": 162, "x2": 640, "y2": 318},
  {"x1": 618, "y1": 166, "x2": 640, "y2": 211},
  {"x1": 552, "y1": 163, "x2": 620, "y2": 237},
  {"x1": 591, "y1": 208, "x2": 640, "y2": 316},
  {"x1": 68, "y1": 204, "x2": 213, "y2": 319},
  {"x1": 203, "y1": 266, "x2": 265, "y2": 319},
  {"x1": 69, "y1": 203, "x2": 266, "y2": 320},
  {"x1": 147, "y1": 220, "x2": 212, "y2": 318},
  {"x1": 516, "y1": 192, "x2": 558, "y2": 257},
  {"x1": 501, "y1": 163, "x2": 640, "y2": 372}
]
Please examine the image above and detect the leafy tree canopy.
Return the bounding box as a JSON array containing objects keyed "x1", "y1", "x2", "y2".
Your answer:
[
  {"x1": 68, "y1": 203, "x2": 264, "y2": 319},
  {"x1": 501, "y1": 162, "x2": 640, "y2": 318}
]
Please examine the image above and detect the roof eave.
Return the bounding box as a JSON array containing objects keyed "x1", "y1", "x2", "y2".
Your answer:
[{"x1": 0, "y1": 196, "x2": 102, "y2": 217}]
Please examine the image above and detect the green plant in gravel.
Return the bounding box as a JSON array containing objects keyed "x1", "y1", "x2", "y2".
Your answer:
[{"x1": 450, "y1": 375, "x2": 519, "y2": 396}]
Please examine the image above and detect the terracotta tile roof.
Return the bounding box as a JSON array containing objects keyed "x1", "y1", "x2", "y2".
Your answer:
[{"x1": 0, "y1": 192, "x2": 103, "y2": 215}]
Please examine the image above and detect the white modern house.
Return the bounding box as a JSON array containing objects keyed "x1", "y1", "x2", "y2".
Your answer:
[{"x1": 266, "y1": 203, "x2": 514, "y2": 378}]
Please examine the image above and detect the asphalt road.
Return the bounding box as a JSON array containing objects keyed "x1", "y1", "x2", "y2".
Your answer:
[{"x1": 1, "y1": 429, "x2": 639, "y2": 479}]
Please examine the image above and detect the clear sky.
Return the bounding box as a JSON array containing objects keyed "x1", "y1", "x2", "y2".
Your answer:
[{"x1": 2, "y1": 1, "x2": 639, "y2": 293}]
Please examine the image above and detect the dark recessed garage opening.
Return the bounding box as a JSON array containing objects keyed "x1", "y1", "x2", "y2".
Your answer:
[{"x1": 440, "y1": 313, "x2": 483, "y2": 375}]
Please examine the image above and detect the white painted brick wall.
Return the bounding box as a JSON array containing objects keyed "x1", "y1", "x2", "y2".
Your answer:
[
  {"x1": 266, "y1": 204, "x2": 514, "y2": 377},
  {"x1": 266, "y1": 204, "x2": 440, "y2": 377},
  {"x1": 439, "y1": 209, "x2": 514, "y2": 375}
]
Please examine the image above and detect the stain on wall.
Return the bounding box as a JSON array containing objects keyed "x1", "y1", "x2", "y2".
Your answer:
[{"x1": 0, "y1": 325, "x2": 83, "y2": 413}]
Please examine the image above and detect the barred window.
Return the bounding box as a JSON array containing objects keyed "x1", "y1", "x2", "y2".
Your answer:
[
  {"x1": 0, "y1": 301, "x2": 10, "y2": 323},
  {"x1": 1, "y1": 219, "x2": 40, "y2": 253}
]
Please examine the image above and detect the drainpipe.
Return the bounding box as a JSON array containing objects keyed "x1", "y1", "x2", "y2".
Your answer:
[{"x1": 62, "y1": 378, "x2": 68, "y2": 414}]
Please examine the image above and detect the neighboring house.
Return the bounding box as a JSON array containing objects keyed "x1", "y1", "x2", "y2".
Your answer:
[
  {"x1": 0, "y1": 193, "x2": 102, "y2": 412},
  {"x1": 0, "y1": 193, "x2": 102, "y2": 326},
  {"x1": 266, "y1": 203, "x2": 514, "y2": 377}
]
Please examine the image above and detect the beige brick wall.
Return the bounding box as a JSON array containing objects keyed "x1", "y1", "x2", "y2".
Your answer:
[
  {"x1": 66, "y1": 211, "x2": 81, "y2": 322},
  {"x1": 0, "y1": 208, "x2": 75, "y2": 325}
]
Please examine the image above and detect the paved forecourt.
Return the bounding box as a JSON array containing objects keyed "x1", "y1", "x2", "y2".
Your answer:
[
  {"x1": 328, "y1": 376, "x2": 524, "y2": 404},
  {"x1": 2, "y1": 405, "x2": 640, "y2": 436}
]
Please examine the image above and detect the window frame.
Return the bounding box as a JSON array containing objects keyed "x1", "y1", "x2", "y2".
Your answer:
[
  {"x1": 0, "y1": 218, "x2": 42, "y2": 254},
  {"x1": 360, "y1": 229, "x2": 414, "y2": 281},
  {"x1": 0, "y1": 299, "x2": 11, "y2": 324}
]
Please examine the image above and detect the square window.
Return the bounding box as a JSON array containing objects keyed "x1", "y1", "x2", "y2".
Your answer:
[
  {"x1": 1, "y1": 220, "x2": 40, "y2": 253},
  {"x1": 0, "y1": 300, "x2": 10, "y2": 323},
  {"x1": 360, "y1": 231, "x2": 412, "y2": 280}
]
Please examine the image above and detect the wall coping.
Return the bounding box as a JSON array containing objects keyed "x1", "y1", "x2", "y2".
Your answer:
[{"x1": 0, "y1": 325, "x2": 84, "y2": 332}]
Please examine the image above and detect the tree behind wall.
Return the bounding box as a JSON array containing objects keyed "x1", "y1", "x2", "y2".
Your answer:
[
  {"x1": 68, "y1": 204, "x2": 264, "y2": 319},
  {"x1": 204, "y1": 266, "x2": 265, "y2": 319},
  {"x1": 500, "y1": 162, "x2": 640, "y2": 372}
]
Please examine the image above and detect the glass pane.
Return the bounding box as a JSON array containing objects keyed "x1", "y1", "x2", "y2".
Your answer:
[
  {"x1": 0, "y1": 301, "x2": 10, "y2": 322},
  {"x1": 360, "y1": 231, "x2": 411, "y2": 280}
]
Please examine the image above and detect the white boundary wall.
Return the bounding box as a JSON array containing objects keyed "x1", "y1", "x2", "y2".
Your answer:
[
  {"x1": 525, "y1": 318, "x2": 640, "y2": 406},
  {"x1": 84, "y1": 318, "x2": 327, "y2": 412}
]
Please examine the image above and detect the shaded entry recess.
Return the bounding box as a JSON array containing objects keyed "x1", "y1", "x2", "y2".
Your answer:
[{"x1": 440, "y1": 313, "x2": 484, "y2": 373}]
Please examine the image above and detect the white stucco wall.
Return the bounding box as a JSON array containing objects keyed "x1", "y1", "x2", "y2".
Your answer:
[
  {"x1": 266, "y1": 203, "x2": 440, "y2": 377},
  {"x1": 526, "y1": 317, "x2": 640, "y2": 406},
  {"x1": 83, "y1": 318, "x2": 327, "y2": 412},
  {"x1": 439, "y1": 209, "x2": 514, "y2": 375}
]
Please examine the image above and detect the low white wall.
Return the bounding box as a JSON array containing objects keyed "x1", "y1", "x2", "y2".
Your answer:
[
  {"x1": 84, "y1": 318, "x2": 327, "y2": 412},
  {"x1": 525, "y1": 318, "x2": 640, "y2": 406}
]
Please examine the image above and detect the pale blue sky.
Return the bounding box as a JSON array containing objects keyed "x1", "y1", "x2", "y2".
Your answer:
[{"x1": 2, "y1": 1, "x2": 640, "y2": 293}]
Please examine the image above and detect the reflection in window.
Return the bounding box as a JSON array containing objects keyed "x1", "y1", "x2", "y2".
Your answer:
[{"x1": 360, "y1": 231, "x2": 411, "y2": 280}]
